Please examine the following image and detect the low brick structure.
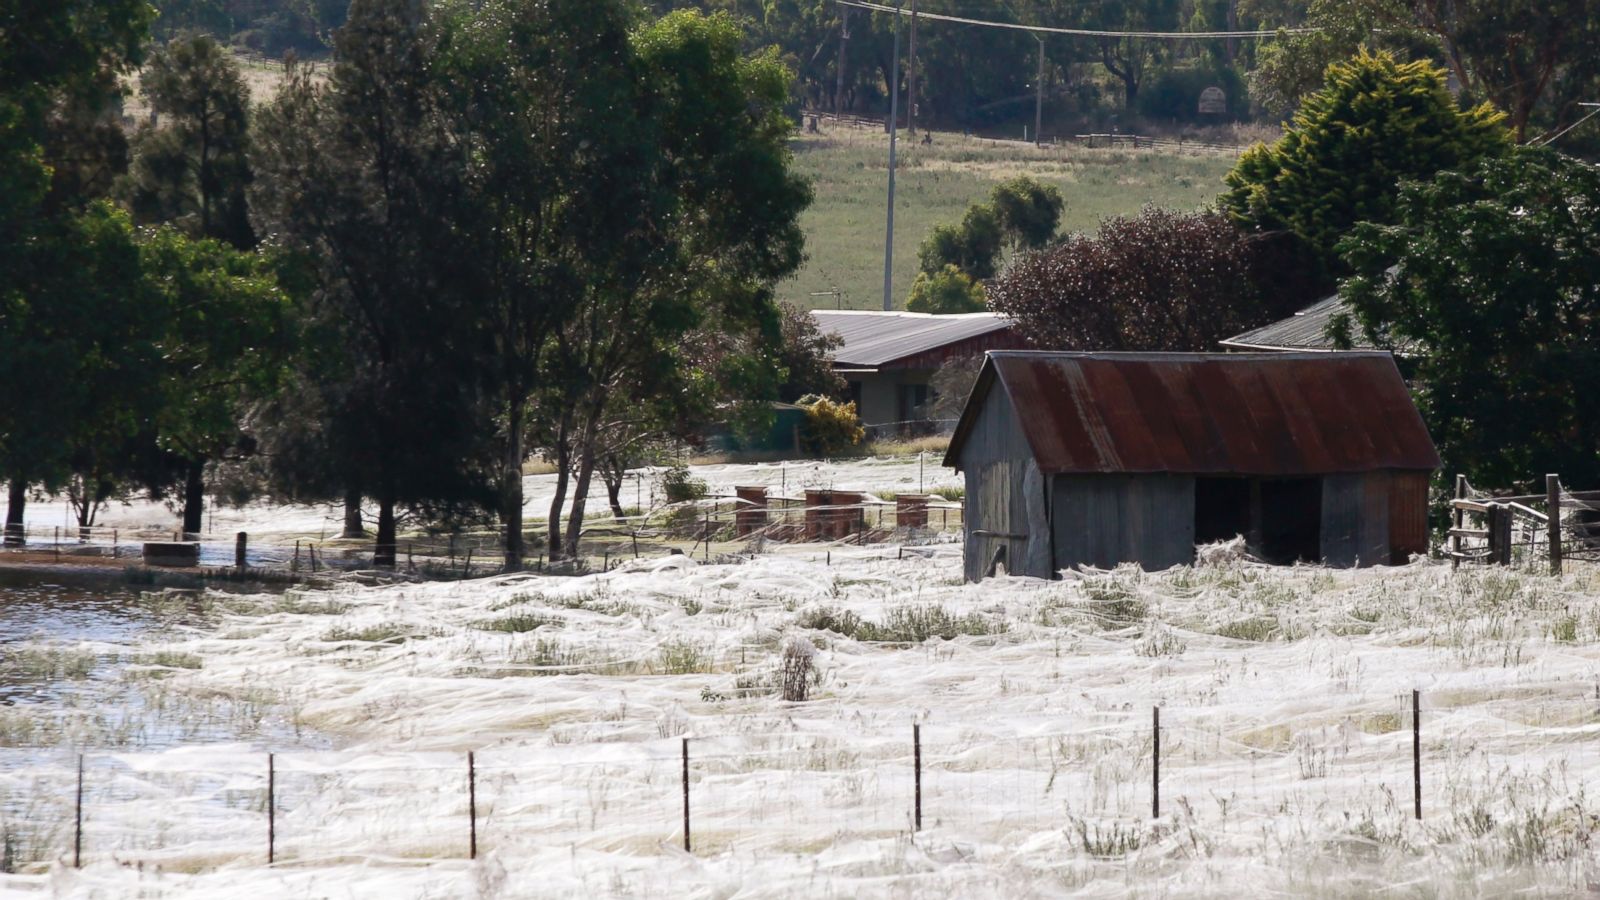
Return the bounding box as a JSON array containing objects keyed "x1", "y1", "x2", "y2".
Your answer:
[
  {"x1": 896, "y1": 494, "x2": 931, "y2": 529},
  {"x1": 735, "y1": 486, "x2": 768, "y2": 537}
]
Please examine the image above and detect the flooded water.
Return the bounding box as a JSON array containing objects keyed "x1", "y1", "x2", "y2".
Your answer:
[{"x1": 0, "y1": 567, "x2": 326, "y2": 752}]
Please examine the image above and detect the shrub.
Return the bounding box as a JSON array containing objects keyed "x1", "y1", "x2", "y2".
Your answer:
[
  {"x1": 661, "y1": 462, "x2": 707, "y2": 504},
  {"x1": 779, "y1": 637, "x2": 817, "y2": 702},
  {"x1": 797, "y1": 396, "x2": 864, "y2": 457},
  {"x1": 907, "y1": 265, "x2": 986, "y2": 314}
]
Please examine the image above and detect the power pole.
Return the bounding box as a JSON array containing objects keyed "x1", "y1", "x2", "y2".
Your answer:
[
  {"x1": 834, "y1": 7, "x2": 851, "y2": 113},
  {"x1": 882, "y1": 2, "x2": 902, "y2": 311},
  {"x1": 1034, "y1": 33, "x2": 1045, "y2": 146},
  {"x1": 907, "y1": 0, "x2": 918, "y2": 135}
]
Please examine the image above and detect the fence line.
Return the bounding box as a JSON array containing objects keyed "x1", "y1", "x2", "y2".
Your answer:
[{"x1": 13, "y1": 688, "x2": 1594, "y2": 874}]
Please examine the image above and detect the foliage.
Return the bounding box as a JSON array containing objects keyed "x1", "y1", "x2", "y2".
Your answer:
[
  {"x1": 917, "y1": 203, "x2": 1004, "y2": 281},
  {"x1": 250, "y1": 0, "x2": 492, "y2": 563},
  {"x1": 906, "y1": 265, "x2": 986, "y2": 314},
  {"x1": 1337, "y1": 147, "x2": 1600, "y2": 488},
  {"x1": 1221, "y1": 50, "x2": 1510, "y2": 280},
  {"x1": 797, "y1": 396, "x2": 864, "y2": 457},
  {"x1": 661, "y1": 462, "x2": 709, "y2": 504},
  {"x1": 774, "y1": 304, "x2": 845, "y2": 402},
  {"x1": 988, "y1": 207, "x2": 1274, "y2": 351},
  {"x1": 911, "y1": 174, "x2": 1066, "y2": 307},
  {"x1": 124, "y1": 32, "x2": 255, "y2": 248},
  {"x1": 930, "y1": 355, "x2": 985, "y2": 421},
  {"x1": 989, "y1": 176, "x2": 1066, "y2": 251}
]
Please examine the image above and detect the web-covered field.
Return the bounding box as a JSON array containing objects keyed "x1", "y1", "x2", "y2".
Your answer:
[{"x1": 5, "y1": 540, "x2": 1600, "y2": 897}]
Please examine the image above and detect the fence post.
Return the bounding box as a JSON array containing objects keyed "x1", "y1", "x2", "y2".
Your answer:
[
  {"x1": 74, "y1": 754, "x2": 83, "y2": 868},
  {"x1": 1451, "y1": 474, "x2": 1467, "y2": 567},
  {"x1": 55, "y1": 526, "x2": 60, "y2": 562},
  {"x1": 1152, "y1": 706, "x2": 1161, "y2": 819},
  {"x1": 236, "y1": 532, "x2": 248, "y2": 572},
  {"x1": 913, "y1": 723, "x2": 922, "y2": 831},
  {"x1": 112, "y1": 529, "x2": 118, "y2": 559},
  {"x1": 681, "y1": 737, "x2": 691, "y2": 853},
  {"x1": 268, "y1": 753, "x2": 276, "y2": 863},
  {"x1": 1548, "y1": 474, "x2": 1563, "y2": 575},
  {"x1": 468, "y1": 751, "x2": 477, "y2": 860},
  {"x1": 292, "y1": 540, "x2": 300, "y2": 574},
  {"x1": 463, "y1": 548, "x2": 473, "y2": 580},
  {"x1": 1412, "y1": 690, "x2": 1422, "y2": 820}
]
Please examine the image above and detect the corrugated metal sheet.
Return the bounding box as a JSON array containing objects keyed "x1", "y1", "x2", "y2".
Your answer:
[
  {"x1": 812, "y1": 310, "x2": 1017, "y2": 369},
  {"x1": 1387, "y1": 470, "x2": 1431, "y2": 561},
  {"x1": 945, "y1": 351, "x2": 1439, "y2": 476},
  {"x1": 1219, "y1": 293, "x2": 1363, "y2": 352}
]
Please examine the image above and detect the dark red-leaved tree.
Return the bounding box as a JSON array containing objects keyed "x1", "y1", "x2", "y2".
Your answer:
[{"x1": 988, "y1": 207, "x2": 1300, "y2": 352}]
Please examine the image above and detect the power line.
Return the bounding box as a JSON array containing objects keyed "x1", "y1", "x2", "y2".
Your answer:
[{"x1": 834, "y1": 0, "x2": 1313, "y2": 39}]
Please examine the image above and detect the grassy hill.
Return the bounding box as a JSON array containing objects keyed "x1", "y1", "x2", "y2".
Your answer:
[{"x1": 780, "y1": 125, "x2": 1244, "y2": 311}]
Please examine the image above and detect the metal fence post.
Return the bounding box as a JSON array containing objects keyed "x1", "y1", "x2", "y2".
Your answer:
[
  {"x1": 1412, "y1": 690, "x2": 1422, "y2": 820},
  {"x1": 913, "y1": 723, "x2": 922, "y2": 831},
  {"x1": 1152, "y1": 706, "x2": 1161, "y2": 819},
  {"x1": 681, "y1": 738, "x2": 692, "y2": 852}
]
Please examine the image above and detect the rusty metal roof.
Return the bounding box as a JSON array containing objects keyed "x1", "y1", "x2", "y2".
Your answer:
[{"x1": 944, "y1": 351, "x2": 1439, "y2": 475}]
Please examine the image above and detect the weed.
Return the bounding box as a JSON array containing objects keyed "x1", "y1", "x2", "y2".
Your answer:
[
  {"x1": 657, "y1": 640, "x2": 714, "y2": 675},
  {"x1": 474, "y1": 612, "x2": 557, "y2": 634},
  {"x1": 320, "y1": 622, "x2": 424, "y2": 644},
  {"x1": 1214, "y1": 616, "x2": 1279, "y2": 642}
]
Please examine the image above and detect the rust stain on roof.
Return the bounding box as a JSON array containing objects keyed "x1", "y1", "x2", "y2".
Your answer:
[{"x1": 946, "y1": 351, "x2": 1439, "y2": 475}]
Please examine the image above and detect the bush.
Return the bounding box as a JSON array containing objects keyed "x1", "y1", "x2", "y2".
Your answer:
[
  {"x1": 661, "y1": 462, "x2": 707, "y2": 504},
  {"x1": 906, "y1": 265, "x2": 986, "y2": 314},
  {"x1": 797, "y1": 396, "x2": 864, "y2": 457}
]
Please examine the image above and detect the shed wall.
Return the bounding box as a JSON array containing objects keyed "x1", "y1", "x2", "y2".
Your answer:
[
  {"x1": 1051, "y1": 474, "x2": 1195, "y2": 571},
  {"x1": 1388, "y1": 470, "x2": 1431, "y2": 561},
  {"x1": 1320, "y1": 472, "x2": 1390, "y2": 566},
  {"x1": 955, "y1": 382, "x2": 1042, "y2": 581}
]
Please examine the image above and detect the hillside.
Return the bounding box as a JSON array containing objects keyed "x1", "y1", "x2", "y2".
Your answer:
[{"x1": 780, "y1": 125, "x2": 1245, "y2": 311}]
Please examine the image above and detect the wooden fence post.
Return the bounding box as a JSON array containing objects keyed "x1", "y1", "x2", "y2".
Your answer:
[
  {"x1": 1548, "y1": 474, "x2": 1563, "y2": 575},
  {"x1": 1451, "y1": 475, "x2": 1466, "y2": 568},
  {"x1": 236, "y1": 532, "x2": 248, "y2": 572},
  {"x1": 1152, "y1": 706, "x2": 1161, "y2": 819},
  {"x1": 468, "y1": 751, "x2": 477, "y2": 860},
  {"x1": 1412, "y1": 690, "x2": 1422, "y2": 820},
  {"x1": 681, "y1": 737, "x2": 691, "y2": 853},
  {"x1": 913, "y1": 723, "x2": 922, "y2": 831},
  {"x1": 268, "y1": 753, "x2": 276, "y2": 863}
]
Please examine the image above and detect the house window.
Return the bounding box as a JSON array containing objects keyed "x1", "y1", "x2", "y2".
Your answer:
[{"x1": 898, "y1": 383, "x2": 930, "y2": 423}]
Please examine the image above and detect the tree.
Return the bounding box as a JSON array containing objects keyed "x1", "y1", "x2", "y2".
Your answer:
[
  {"x1": 987, "y1": 207, "x2": 1277, "y2": 351},
  {"x1": 774, "y1": 304, "x2": 845, "y2": 403},
  {"x1": 1081, "y1": 0, "x2": 1182, "y2": 111},
  {"x1": 251, "y1": 0, "x2": 490, "y2": 566},
  {"x1": 917, "y1": 204, "x2": 1004, "y2": 281},
  {"x1": 913, "y1": 175, "x2": 1063, "y2": 300},
  {"x1": 137, "y1": 227, "x2": 289, "y2": 535},
  {"x1": 1221, "y1": 50, "x2": 1510, "y2": 282},
  {"x1": 990, "y1": 176, "x2": 1065, "y2": 251},
  {"x1": 433, "y1": 0, "x2": 654, "y2": 567},
  {"x1": 124, "y1": 32, "x2": 255, "y2": 248},
  {"x1": 1337, "y1": 147, "x2": 1600, "y2": 488},
  {"x1": 1, "y1": 0, "x2": 153, "y2": 540},
  {"x1": 906, "y1": 264, "x2": 986, "y2": 314}
]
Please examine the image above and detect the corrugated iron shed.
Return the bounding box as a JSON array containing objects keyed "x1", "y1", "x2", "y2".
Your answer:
[
  {"x1": 811, "y1": 310, "x2": 1017, "y2": 370},
  {"x1": 945, "y1": 351, "x2": 1439, "y2": 476}
]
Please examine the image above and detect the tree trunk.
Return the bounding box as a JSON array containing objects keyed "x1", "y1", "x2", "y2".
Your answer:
[
  {"x1": 502, "y1": 400, "x2": 525, "y2": 570},
  {"x1": 546, "y1": 418, "x2": 571, "y2": 559},
  {"x1": 602, "y1": 457, "x2": 626, "y2": 519},
  {"x1": 374, "y1": 493, "x2": 397, "y2": 568},
  {"x1": 182, "y1": 460, "x2": 205, "y2": 537},
  {"x1": 565, "y1": 440, "x2": 597, "y2": 563},
  {"x1": 5, "y1": 480, "x2": 25, "y2": 546},
  {"x1": 342, "y1": 488, "x2": 366, "y2": 538}
]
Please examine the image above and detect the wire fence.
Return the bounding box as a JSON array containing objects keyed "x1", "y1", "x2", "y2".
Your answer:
[
  {"x1": 0, "y1": 491, "x2": 966, "y2": 581},
  {"x1": 8, "y1": 687, "x2": 1599, "y2": 874}
]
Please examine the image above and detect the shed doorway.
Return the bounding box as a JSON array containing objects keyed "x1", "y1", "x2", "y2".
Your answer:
[
  {"x1": 1194, "y1": 477, "x2": 1251, "y2": 547},
  {"x1": 1258, "y1": 478, "x2": 1322, "y2": 563}
]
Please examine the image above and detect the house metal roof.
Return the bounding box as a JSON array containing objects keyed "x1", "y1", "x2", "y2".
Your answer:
[
  {"x1": 811, "y1": 310, "x2": 1016, "y2": 370},
  {"x1": 944, "y1": 351, "x2": 1439, "y2": 475},
  {"x1": 1220, "y1": 292, "x2": 1369, "y2": 352}
]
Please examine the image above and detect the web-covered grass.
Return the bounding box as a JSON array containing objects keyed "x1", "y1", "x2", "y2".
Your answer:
[{"x1": 6, "y1": 544, "x2": 1600, "y2": 896}]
